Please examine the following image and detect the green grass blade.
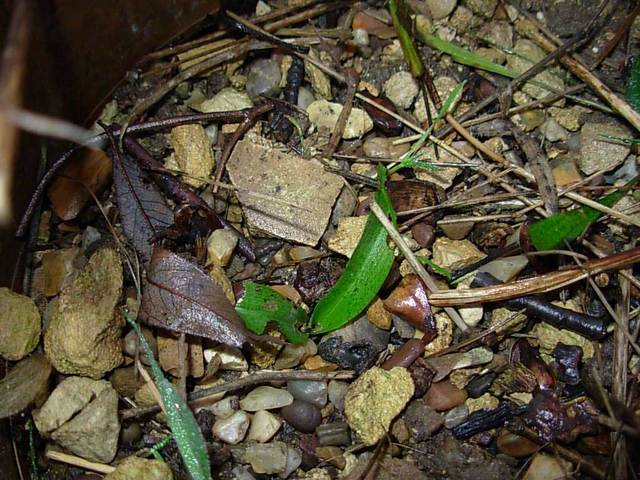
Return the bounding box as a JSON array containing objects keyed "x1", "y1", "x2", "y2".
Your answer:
[
  {"x1": 388, "y1": 0, "x2": 423, "y2": 77},
  {"x1": 528, "y1": 176, "x2": 639, "y2": 250},
  {"x1": 625, "y1": 56, "x2": 640, "y2": 112},
  {"x1": 310, "y1": 166, "x2": 396, "y2": 333},
  {"x1": 236, "y1": 282, "x2": 309, "y2": 344},
  {"x1": 124, "y1": 311, "x2": 210, "y2": 480},
  {"x1": 416, "y1": 27, "x2": 517, "y2": 78}
]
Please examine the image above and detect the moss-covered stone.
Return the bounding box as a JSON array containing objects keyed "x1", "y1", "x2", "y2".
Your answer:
[
  {"x1": 0, "y1": 288, "x2": 41, "y2": 360},
  {"x1": 344, "y1": 367, "x2": 414, "y2": 445},
  {"x1": 44, "y1": 248, "x2": 123, "y2": 378},
  {"x1": 105, "y1": 456, "x2": 173, "y2": 480}
]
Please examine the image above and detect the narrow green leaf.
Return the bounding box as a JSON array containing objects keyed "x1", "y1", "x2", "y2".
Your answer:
[
  {"x1": 625, "y1": 56, "x2": 640, "y2": 113},
  {"x1": 388, "y1": 0, "x2": 423, "y2": 77},
  {"x1": 417, "y1": 255, "x2": 452, "y2": 280},
  {"x1": 124, "y1": 311, "x2": 210, "y2": 480},
  {"x1": 236, "y1": 282, "x2": 309, "y2": 344},
  {"x1": 310, "y1": 167, "x2": 396, "y2": 333},
  {"x1": 528, "y1": 176, "x2": 639, "y2": 251},
  {"x1": 415, "y1": 27, "x2": 517, "y2": 78}
]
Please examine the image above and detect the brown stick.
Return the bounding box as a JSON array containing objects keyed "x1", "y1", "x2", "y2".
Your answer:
[{"x1": 428, "y1": 246, "x2": 640, "y2": 306}]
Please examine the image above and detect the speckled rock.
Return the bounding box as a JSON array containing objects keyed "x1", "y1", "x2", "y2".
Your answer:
[
  {"x1": 383, "y1": 71, "x2": 419, "y2": 109},
  {"x1": 34, "y1": 377, "x2": 119, "y2": 463},
  {"x1": 578, "y1": 122, "x2": 631, "y2": 174},
  {"x1": 328, "y1": 216, "x2": 368, "y2": 258},
  {"x1": 426, "y1": 0, "x2": 457, "y2": 19},
  {"x1": 169, "y1": 124, "x2": 214, "y2": 188},
  {"x1": 247, "y1": 410, "x2": 282, "y2": 443},
  {"x1": 344, "y1": 367, "x2": 414, "y2": 445},
  {"x1": 104, "y1": 456, "x2": 173, "y2": 480},
  {"x1": 307, "y1": 100, "x2": 373, "y2": 139},
  {"x1": 0, "y1": 288, "x2": 40, "y2": 361},
  {"x1": 246, "y1": 58, "x2": 281, "y2": 100},
  {"x1": 507, "y1": 39, "x2": 564, "y2": 100},
  {"x1": 196, "y1": 87, "x2": 253, "y2": 113},
  {"x1": 463, "y1": 0, "x2": 497, "y2": 17},
  {"x1": 432, "y1": 237, "x2": 486, "y2": 271},
  {"x1": 44, "y1": 248, "x2": 123, "y2": 379}
]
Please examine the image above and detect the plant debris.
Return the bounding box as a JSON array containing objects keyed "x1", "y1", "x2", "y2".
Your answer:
[{"x1": 7, "y1": 0, "x2": 640, "y2": 478}]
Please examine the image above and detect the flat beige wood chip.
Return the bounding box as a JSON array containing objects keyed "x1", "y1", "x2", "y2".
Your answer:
[{"x1": 227, "y1": 138, "x2": 343, "y2": 246}]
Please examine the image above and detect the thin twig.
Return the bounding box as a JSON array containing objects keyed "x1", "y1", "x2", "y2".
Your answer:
[
  {"x1": 45, "y1": 450, "x2": 115, "y2": 474},
  {"x1": 370, "y1": 199, "x2": 468, "y2": 332}
]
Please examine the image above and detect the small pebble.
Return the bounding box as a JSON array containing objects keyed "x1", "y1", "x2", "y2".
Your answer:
[
  {"x1": 240, "y1": 386, "x2": 293, "y2": 412},
  {"x1": 209, "y1": 396, "x2": 238, "y2": 418},
  {"x1": 444, "y1": 404, "x2": 469, "y2": 429},
  {"x1": 466, "y1": 372, "x2": 496, "y2": 398},
  {"x1": 287, "y1": 380, "x2": 328, "y2": 407},
  {"x1": 281, "y1": 400, "x2": 322, "y2": 433},
  {"x1": 119, "y1": 423, "x2": 142, "y2": 446},
  {"x1": 245, "y1": 58, "x2": 282, "y2": 100},
  {"x1": 328, "y1": 381, "x2": 349, "y2": 412},
  {"x1": 411, "y1": 222, "x2": 435, "y2": 248},
  {"x1": 316, "y1": 421, "x2": 352, "y2": 446},
  {"x1": 244, "y1": 441, "x2": 289, "y2": 475},
  {"x1": 247, "y1": 410, "x2": 282, "y2": 443},
  {"x1": 122, "y1": 327, "x2": 156, "y2": 365},
  {"x1": 383, "y1": 71, "x2": 419, "y2": 110},
  {"x1": 496, "y1": 430, "x2": 540, "y2": 457},
  {"x1": 212, "y1": 410, "x2": 250, "y2": 444},
  {"x1": 352, "y1": 28, "x2": 369, "y2": 47},
  {"x1": 423, "y1": 381, "x2": 468, "y2": 411},
  {"x1": 403, "y1": 400, "x2": 444, "y2": 441}
]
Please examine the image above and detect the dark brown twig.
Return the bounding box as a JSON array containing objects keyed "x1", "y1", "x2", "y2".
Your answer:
[
  {"x1": 212, "y1": 101, "x2": 273, "y2": 194},
  {"x1": 324, "y1": 71, "x2": 358, "y2": 158}
]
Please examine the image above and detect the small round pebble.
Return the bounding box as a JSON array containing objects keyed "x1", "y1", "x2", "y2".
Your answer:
[
  {"x1": 287, "y1": 380, "x2": 328, "y2": 407},
  {"x1": 423, "y1": 381, "x2": 468, "y2": 411},
  {"x1": 281, "y1": 400, "x2": 322, "y2": 433},
  {"x1": 245, "y1": 58, "x2": 281, "y2": 100},
  {"x1": 212, "y1": 410, "x2": 250, "y2": 444}
]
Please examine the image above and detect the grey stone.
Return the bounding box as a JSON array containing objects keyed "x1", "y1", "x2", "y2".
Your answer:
[
  {"x1": 287, "y1": 380, "x2": 328, "y2": 407},
  {"x1": 40, "y1": 378, "x2": 120, "y2": 463},
  {"x1": 403, "y1": 400, "x2": 444, "y2": 440},
  {"x1": 579, "y1": 122, "x2": 631, "y2": 174},
  {"x1": 426, "y1": 0, "x2": 457, "y2": 19},
  {"x1": 478, "y1": 21, "x2": 513, "y2": 50},
  {"x1": 246, "y1": 59, "x2": 282, "y2": 100}
]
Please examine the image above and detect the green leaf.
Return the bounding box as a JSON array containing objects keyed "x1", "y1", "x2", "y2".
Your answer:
[
  {"x1": 310, "y1": 166, "x2": 396, "y2": 333},
  {"x1": 124, "y1": 311, "x2": 211, "y2": 480},
  {"x1": 236, "y1": 282, "x2": 309, "y2": 344},
  {"x1": 417, "y1": 255, "x2": 452, "y2": 281},
  {"x1": 388, "y1": 0, "x2": 423, "y2": 77},
  {"x1": 625, "y1": 56, "x2": 640, "y2": 113},
  {"x1": 415, "y1": 27, "x2": 517, "y2": 78},
  {"x1": 528, "y1": 176, "x2": 639, "y2": 251}
]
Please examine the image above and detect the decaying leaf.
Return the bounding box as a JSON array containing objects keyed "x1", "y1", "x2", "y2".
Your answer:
[
  {"x1": 113, "y1": 151, "x2": 174, "y2": 262},
  {"x1": 139, "y1": 248, "x2": 257, "y2": 347},
  {"x1": 0, "y1": 353, "x2": 52, "y2": 419}
]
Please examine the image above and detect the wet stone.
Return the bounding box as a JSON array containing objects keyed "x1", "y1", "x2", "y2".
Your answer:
[
  {"x1": 245, "y1": 58, "x2": 281, "y2": 100},
  {"x1": 281, "y1": 400, "x2": 322, "y2": 433},
  {"x1": 403, "y1": 400, "x2": 444, "y2": 441},
  {"x1": 423, "y1": 381, "x2": 468, "y2": 412},
  {"x1": 553, "y1": 343, "x2": 582, "y2": 385},
  {"x1": 287, "y1": 380, "x2": 328, "y2": 407},
  {"x1": 466, "y1": 371, "x2": 496, "y2": 398}
]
